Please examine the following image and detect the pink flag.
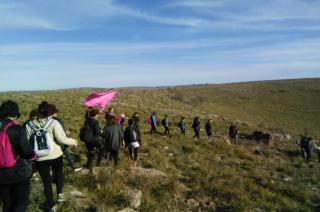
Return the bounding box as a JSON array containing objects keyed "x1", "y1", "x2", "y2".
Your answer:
[{"x1": 84, "y1": 90, "x2": 117, "y2": 112}]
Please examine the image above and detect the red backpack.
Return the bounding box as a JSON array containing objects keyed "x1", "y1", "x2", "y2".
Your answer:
[{"x1": 0, "y1": 122, "x2": 17, "y2": 168}]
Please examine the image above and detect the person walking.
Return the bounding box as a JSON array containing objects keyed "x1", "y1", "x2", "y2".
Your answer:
[
  {"x1": 162, "y1": 114, "x2": 170, "y2": 136},
  {"x1": 229, "y1": 123, "x2": 238, "y2": 145},
  {"x1": 205, "y1": 119, "x2": 213, "y2": 141},
  {"x1": 0, "y1": 100, "x2": 36, "y2": 212},
  {"x1": 178, "y1": 117, "x2": 186, "y2": 135},
  {"x1": 25, "y1": 101, "x2": 78, "y2": 211},
  {"x1": 124, "y1": 119, "x2": 140, "y2": 166},
  {"x1": 192, "y1": 117, "x2": 201, "y2": 140},
  {"x1": 149, "y1": 112, "x2": 157, "y2": 135},
  {"x1": 104, "y1": 115, "x2": 124, "y2": 166},
  {"x1": 81, "y1": 108, "x2": 105, "y2": 173}
]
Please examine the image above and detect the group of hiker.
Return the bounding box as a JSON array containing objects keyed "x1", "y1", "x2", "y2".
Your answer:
[
  {"x1": 0, "y1": 100, "x2": 142, "y2": 212},
  {"x1": 1, "y1": 99, "x2": 318, "y2": 212},
  {"x1": 147, "y1": 112, "x2": 238, "y2": 145}
]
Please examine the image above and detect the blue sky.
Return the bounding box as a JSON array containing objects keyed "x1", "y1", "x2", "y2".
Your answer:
[{"x1": 0, "y1": 0, "x2": 319, "y2": 91}]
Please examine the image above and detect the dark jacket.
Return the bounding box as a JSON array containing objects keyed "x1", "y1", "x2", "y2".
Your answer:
[
  {"x1": 85, "y1": 117, "x2": 102, "y2": 141},
  {"x1": 132, "y1": 116, "x2": 141, "y2": 144},
  {"x1": 104, "y1": 123, "x2": 123, "y2": 152},
  {"x1": 0, "y1": 119, "x2": 34, "y2": 185},
  {"x1": 205, "y1": 122, "x2": 212, "y2": 135},
  {"x1": 192, "y1": 118, "x2": 200, "y2": 131},
  {"x1": 229, "y1": 125, "x2": 238, "y2": 137},
  {"x1": 124, "y1": 125, "x2": 137, "y2": 146}
]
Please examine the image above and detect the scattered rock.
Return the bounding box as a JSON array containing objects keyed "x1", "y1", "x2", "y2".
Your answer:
[
  {"x1": 65, "y1": 190, "x2": 97, "y2": 211},
  {"x1": 272, "y1": 133, "x2": 285, "y2": 142},
  {"x1": 164, "y1": 146, "x2": 169, "y2": 150},
  {"x1": 214, "y1": 155, "x2": 222, "y2": 162},
  {"x1": 174, "y1": 182, "x2": 192, "y2": 196},
  {"x1": 283, "y1": 177, "x2": 293, "y2": 182},
  {"x1": 120, "y1": 188, "x2": 142, "y2": 209},
  {"x1": 187, "y1": 199, "x2": 199, "y2": 208},
  {"x1": 285, "y1": 134, "x2": 291, "y2": 141},
  {"x1": 168, "y1": 153, "x2": 174, "y2": 157},
  {"x1": 132, "y1": 167, "x2": 168, "y2": 179},
  {"x1": 118, "y1": 208, "x2": 137, "y2": 212}
]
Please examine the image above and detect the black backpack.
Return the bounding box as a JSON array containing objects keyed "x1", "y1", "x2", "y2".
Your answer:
[
  {"x1": 130, "y1": 127, "x2": 138, "y2": 142},
  {"x1": 161, "y1": 119, "x2": 166, "y2": 126},
  {"x1": 79, "y1": 123, "x2": 94, "y2": 142}
]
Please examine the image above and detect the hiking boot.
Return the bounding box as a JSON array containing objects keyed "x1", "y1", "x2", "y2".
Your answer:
[
  {"x1": 57, "y1": 193, "x2": 65, "y2": 203},
  {"x1": 74, "y1": 167, "x2": 82, "y2": 173}
]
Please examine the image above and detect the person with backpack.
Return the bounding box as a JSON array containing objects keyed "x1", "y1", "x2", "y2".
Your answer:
[
  {"x1": 0, "y1": 100, "x2": 36, "y2": 212},
  {"x1": 25, "y1": 101, "x2": 78, "y2": 211},
  {"x1": 229, "y1": 123, "x2": 238, "y2": 145},
  {"x1": 117, "y1": 113, "x2": 126, "y2": 128},
  {"x1": 131, "y1": 112, "x2": 142, "y2": 146},
  {"x1": 178, "y1": 117, "x2": 186, "y2": 135},
  {"x1": 80, "y1": 108, "x2": 105, "y2": 173},
  {"x1": 205, "y1": 119, "x2": 213, "y2": 141},
  {"x1": 162, "y1": 114, "x2": 170, "y2": 136},
  {"x1": 124, "y1": 118, "x2": 140, "y2": 166},
  {"x1": 149, "y1": 112, "x2": 157, "y2": 135},
  {"x1": 301, "y1": 137, "x2": 312, "y2": 163},
  {"x1": 296, "y1": 135, "x2": 306, "y2": 158},
  {"x1": 192, "y1": 117, "x2": 201, "y2": 140},
  {"x1": 52, "y1": 111, "x2": 82, "y2": 173},
  {"x1": 103, "y1": 115, "x2": 124, "y2": 166}
]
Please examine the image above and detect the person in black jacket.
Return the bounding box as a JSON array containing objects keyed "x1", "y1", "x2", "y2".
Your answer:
[
  {"x1": 192, "y1": 117, "x2": 201, "y2": 140},
  {"x1": 124, "y1": 119, "x2": 140, "y2": 166},
  {"x1": 0, "y1": 100, "x2": 36, "y2": 212},
  {"x1": 229, "y1": 123, "x2": 238, "y2": 145},
  {"x1": 83, "y1": 108, "x2": 105, "y2": 173},
  {"x1": 104, "y1": 115, "x2": 124, "y2": 166},
  {"x1": 205, "y1": 119, "x2": 213, "y2": 141},
  {"x1": 131, "y1": 112, "x2": 141, "y2": 146}
]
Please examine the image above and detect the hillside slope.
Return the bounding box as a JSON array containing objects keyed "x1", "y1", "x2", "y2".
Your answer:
[{"x1": 0, "y1": 78, "x2": 319, "y2": 211}]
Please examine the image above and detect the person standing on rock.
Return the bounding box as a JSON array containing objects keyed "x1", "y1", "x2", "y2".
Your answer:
[
  {"x1": 0, "y1": 100, "x2": 36, "y2": 212},
  {"x1": 162, "y1": 114, "x2": 170, "y2": 137},
  {"x1": 205, "y1": 119, "x2": 213, "y2": 141},
  {"x1": 124, "y1": 118, "x2": 140, "y2": 166},
  {"x1": 104, "y1": 115, "x2": 124, "y2": 166},
  {"x1": 149, "y1": 111, "x2": 157, "y2": 135},
  {"x1": 192, "y1": 117, "x2": 201, "y2": 140},
  {"x1": 229, "y1": 123, "x2": 238, "y2": 145},
  {"x1": 178, "y1": 117, "x2": 186, "y2": 135},
  {"x1": 81, "y1": 108, "x2": 105, "y2": 173},
  {"x1": 25, "y1": 101, "x2": 78, "y2": 211}
]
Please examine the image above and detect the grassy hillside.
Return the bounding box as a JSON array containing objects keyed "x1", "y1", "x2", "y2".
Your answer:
[{"x1": 0, "y1": 78, "x2": 320, "y2": 211}]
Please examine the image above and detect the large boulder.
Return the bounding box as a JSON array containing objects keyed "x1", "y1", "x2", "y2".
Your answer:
[{"x1": 119, "y1": 188, "x2": 142, "y2": 209}]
